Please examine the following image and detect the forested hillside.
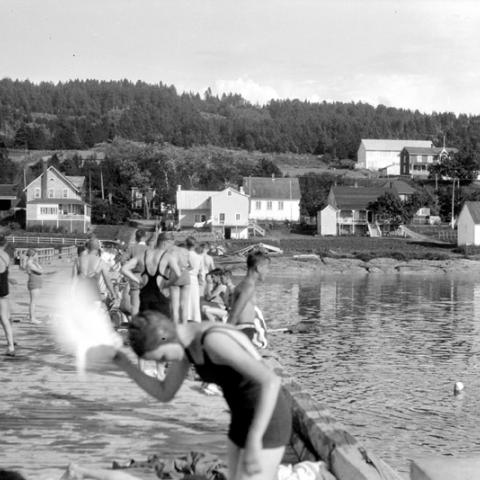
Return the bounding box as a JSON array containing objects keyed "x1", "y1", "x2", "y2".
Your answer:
[{"x1": 1, "y1": 78, "x2": 479, "y2": 158}]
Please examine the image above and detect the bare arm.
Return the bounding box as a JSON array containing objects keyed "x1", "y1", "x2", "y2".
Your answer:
[
  {"x1": 120, "y1": 257, "x2": 141, "y2": 284},
  {"x1": 27, "y1": 259, "x2": 42, "y2": 274},
  {"x1": 227, "y1": 282, "x2": 254, "y2": 325},
  {"x1": 204, "y1": 332, "x2": 281, "y2": 475},
  {"x1": 100, "y1": 262, "x2": 117, "y2": 299},
  {"x1": 113, "y1": 350, "x2": 190, "y2": 402}
]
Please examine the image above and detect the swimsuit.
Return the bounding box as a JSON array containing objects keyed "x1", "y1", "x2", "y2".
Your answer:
[
  {"x1": 27, "y1": 268, "x2": 42, "y2": 290},
  {"x1": 139, "y1": 251, "x2": 170, "y2": 316},
  {"x1": 0, "y1": 258, "x2": 8, "y2": 298},
  {"x1": 185, "y1": 327, "x2": 291, "y2": 449}
]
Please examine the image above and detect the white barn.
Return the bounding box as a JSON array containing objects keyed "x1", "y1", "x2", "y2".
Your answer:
[
  {"x1": 357, "y1": 139, "x2": 433, "y2": 175},
  {"x1": 457, "y1": 202, "x2": 480, "y2": 246}
]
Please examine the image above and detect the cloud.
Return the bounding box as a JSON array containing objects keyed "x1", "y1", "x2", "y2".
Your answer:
[{"x1": 212, "y1": 77, "x2": 280, "y2": 105}]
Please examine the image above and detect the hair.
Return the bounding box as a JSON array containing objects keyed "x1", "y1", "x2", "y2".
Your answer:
[
  {"x1": 87, "y1": 238, "x2": 101, "y2": 251},
  {"x1": 128, "y1": 310, "x2": 179, "y2": 357},
  {"x1": 246, "y1": 250, "x2": 270, "y2": 270},
  {"x1": 0, "y1": 235, "x2": 7, "y2": 248},
  {"x1": 26, "y1": 248, "x2": 37, "y2": 257},
  {"x1": 221, "y1": 268, "x2": 232, "y2": 279},
  {"x1": 0, "y1": 470, "x2": 27, "y2": 480},
  {"x1": 135, "y1": 229, "x2": 146, "y2": 242},
  {"x1": 156, "y1": 232, "x2": 173, "y2": 248},
  {"x1": 185, "y1": 236, "x2": 196, "y2": 249},
  {"x1": 77, "y1": 245, "x2": 86, "y2": 256}
]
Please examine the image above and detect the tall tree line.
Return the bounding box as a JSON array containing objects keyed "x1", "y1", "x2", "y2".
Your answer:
[{"x1": 1, "y1": 78, "x2": 479, "y2": 158}]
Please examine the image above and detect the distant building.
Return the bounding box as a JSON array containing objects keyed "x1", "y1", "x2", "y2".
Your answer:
[
  {"x1": 242, "y1": 176, "x2": 300, "y2": 222},
  {"x1": 457, "y1": 202, "x2": 480, "y2": 246},
  {"x1": 357, "y1": 139, "x2": 433, "y2": 175},
  {"x1": 0, "y1": 184, "x2": 19, "y2": 219},
  {"x1": 24, "y1": 164, "x2": 90, "y2": 233},
  {"x1": 176, "y1": 185, "x2": 249, "y2": 239},
  {"x1": 400, "y1": 146, "x2": 458, "y2": 177}
]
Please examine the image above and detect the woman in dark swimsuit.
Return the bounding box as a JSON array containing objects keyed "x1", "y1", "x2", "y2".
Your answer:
[{"x1": 108, "y1": 310, "x2": 291, "y2": 480}]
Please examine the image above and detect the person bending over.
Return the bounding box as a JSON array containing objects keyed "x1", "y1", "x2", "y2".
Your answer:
[{"x1": 107, "y1": 310, "x2": 291, "y2": 480}]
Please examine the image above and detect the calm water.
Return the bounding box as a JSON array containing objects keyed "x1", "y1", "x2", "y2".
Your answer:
[{"x1": 258, "y1": 272, "x2": 480, "y2": 476}]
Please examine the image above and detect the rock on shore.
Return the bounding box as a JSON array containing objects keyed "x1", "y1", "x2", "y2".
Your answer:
[{"x1": 265, "y1": 255, "x2": 480, "y2": 276}]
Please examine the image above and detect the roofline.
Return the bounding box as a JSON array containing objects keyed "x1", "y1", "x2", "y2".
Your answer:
[{"x1": 23, "y1": 166, "x2": 81, "y2": 193}]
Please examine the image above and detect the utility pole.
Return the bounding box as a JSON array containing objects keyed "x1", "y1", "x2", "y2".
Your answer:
[
  {"x1": 451, "y1": 177, "x2": 457, "y2": 229},
  {"x1": 100, "y1": 169, "x2": 104, "y2": 200}
]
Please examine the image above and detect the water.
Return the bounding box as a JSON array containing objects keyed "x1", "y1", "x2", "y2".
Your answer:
[{"x1": 259, "y1": 272, "x2": 480, "y2": 476}]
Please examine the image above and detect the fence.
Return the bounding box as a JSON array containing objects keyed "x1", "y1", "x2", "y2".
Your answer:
[
  {"x1": 7, "y1": 235, "x2": 86, "y2": 246},
  {"x1": 14, "y1": 248, "x2": 57, "y2": 265}
]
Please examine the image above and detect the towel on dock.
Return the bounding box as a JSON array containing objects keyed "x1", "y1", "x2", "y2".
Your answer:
[
  {"x1": 112, "y1": 451, "x2": 228, "y2": 480},
  {"x1": 277, "y1": 461, "x2": 336, "y2": 480}
]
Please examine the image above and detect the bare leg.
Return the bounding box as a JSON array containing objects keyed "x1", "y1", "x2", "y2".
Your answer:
[
  {"x1": 228, "y1": 440, "x2": 285, "y2": 480},
  {"x1": 129, "y1": 288, "x2": 140, "y2": 317},
  {"x1": 179, "y1": 284, "x2": 190, "y2": 323},
  {"x1": 29, "y1": 288, "x2": 41, "y2": 324},
  {"x1": 169, "y1": 285, "x2": 180, "y2": 324},
  {"x1": 0, "y1": 297, "x2": 14, "y2": 354}
]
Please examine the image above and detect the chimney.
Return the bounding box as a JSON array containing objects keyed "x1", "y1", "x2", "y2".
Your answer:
[
  {"x1": 41, "y1": 157, "x2": 48, "y2": 199},
  {"x1": 177, "y1": 185, "x2": 182, "y2": 191},
  {"x1": 239, "y1": 186, "x2": 245, "y2": 194}
]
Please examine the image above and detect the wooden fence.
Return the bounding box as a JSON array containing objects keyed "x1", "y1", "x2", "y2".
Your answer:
[
  {"x1": 7, "y1": 235, "x2": 86, "y2": 246},
  {"x1": 14, "y1": 245, "x2": 78, "y2": 266}
]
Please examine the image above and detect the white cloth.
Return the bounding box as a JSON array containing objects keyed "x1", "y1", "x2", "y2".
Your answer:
[{"x1": 277, "y1": 461, "x2": 335, "y2": 480}]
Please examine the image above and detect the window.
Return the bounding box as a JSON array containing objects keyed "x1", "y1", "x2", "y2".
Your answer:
[
  {"x1": 40, "y1": 207, "x2": 58, "y2": 215},
  {"x1": 63, "y1": 189, "x2": 68, "y2": 198},
  {"x1": 219, "y1": 213, "x2": 225, "y2": 224},
  {"x1": 227, "y1": 190, "x2": 232, "y2": 196},
  {"x1": 267, "y1": 201, "x2": 272, "y2": 210},
  {"x1": 34, "y1": 188, "x2": 40, "y2": 199},
  {"x1": 278, "y1": 201, "x2": 284, "y2": 210},
  {"x1": 235, "y1": 213, "x2": 241, "y2": 221},
  {"x1": 48, "y1": 188, "x2": 54, "y2": 198},
  {"x1": 194, "y1": 214, "x2": 201, "y2": 222},
  {"x1": 255, "y1": 200, "x2": 261, "y2": 210}
]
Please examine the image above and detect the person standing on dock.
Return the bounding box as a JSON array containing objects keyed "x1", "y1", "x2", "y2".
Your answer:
[
  {"x1": 25, "y1": 249, "x2": 43, "y2": 325},
  {"x1": 125, "y1": 229, "x2": 148, "y2": 317},
  {"x1": 227, "y1": 251, "x2": 269, "y2": 349},
  {"x1": 185, "y1": 236, "x2": 204, "y2": 322},
  {"x1": 200, "y1": 242, "x2": 215, "y2": 298},
  {"x1": 108, "y1": 310, "x2": 291, "y2": 480},
  {"x1": 0, "y1": 235, "x2": 16, "y2": 356}
]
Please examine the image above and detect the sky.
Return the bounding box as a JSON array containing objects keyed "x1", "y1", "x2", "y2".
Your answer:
[{"x1": 1, "y1": 0, "x2": 479, "y2": 115}]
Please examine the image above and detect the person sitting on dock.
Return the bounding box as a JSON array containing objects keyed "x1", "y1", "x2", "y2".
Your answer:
[
  {"x1": 201, "y1": 268, "x2": 228, "y2": 322},
  {"x1": 227, "y1": 251, "x2": 269, "y2": 349},
  {"x1": 104, "y1": 310, "x2": 291, "y2": 480}
]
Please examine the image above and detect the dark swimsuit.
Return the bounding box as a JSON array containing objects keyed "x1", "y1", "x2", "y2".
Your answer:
[
  {"x1": 139, "y1": 251, "x2": 170, "y2": 316},
  {"x1": 0, "y1": 266, "x2": 8, "y2": 297},
  {"x1": 185, "y1": 327, "x2": 292, "y2": 449}
]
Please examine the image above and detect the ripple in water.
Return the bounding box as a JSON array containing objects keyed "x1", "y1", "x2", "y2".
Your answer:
[{"x1": 258, "y1": 273, "x2": 480, "y2": 475}]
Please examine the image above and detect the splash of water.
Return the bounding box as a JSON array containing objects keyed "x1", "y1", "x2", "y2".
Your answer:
[{"x1": 50, "y1": 280, "x2": 123, "y2": 375}]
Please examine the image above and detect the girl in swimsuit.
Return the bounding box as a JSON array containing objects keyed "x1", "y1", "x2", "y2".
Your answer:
[
  {"x1": 25, "y1": 249, "x2": 43, "y2": 324},
  {"x1": 106, "y1": 310, "x2": 291, "y2": 480}
]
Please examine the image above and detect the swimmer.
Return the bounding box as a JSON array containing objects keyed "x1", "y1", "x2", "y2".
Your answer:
[{"x1": 101, "y1": 310, "x2": 291, "y2": 480}]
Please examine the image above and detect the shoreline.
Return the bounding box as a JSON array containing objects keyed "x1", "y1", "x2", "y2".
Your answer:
[{"x1": 263, "y1": 255, "x2": 480, "y2": 277}]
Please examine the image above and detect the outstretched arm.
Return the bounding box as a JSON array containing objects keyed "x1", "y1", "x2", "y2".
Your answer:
[
  {"x1": 113, "y1": 350, "x2": 189, "y2": 402},
  {"x1": 120, "y1": 257, "x2": 140, "y2": 284}
]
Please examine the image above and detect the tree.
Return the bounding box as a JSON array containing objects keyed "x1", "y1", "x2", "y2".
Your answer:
[
  {"x1": 428, "y1": 150, "x2": 480, "y2": 184},
  {"x1": 367, "y1": 192, "x2": 405, "y2": 228}
]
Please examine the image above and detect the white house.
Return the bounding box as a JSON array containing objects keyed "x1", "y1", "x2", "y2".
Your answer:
[
  {"x1": 457, "y1": 202, "x2": 480, "y2": 246},
  {"x1": 357, "y1": 139, "x2": 433, "y2": 175},
  {"x1": 242, "y1": 176, "x2": 300, "y2": 222},
  {"x1": 176, "y1": 185, "x2": 250, "y2": 239},
  {"x1": 24, "y1": 164, "x2": 90, "y2": 233}
]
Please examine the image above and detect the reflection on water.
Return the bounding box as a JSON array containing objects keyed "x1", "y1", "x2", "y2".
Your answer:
[{"x1": 258, "y1": 273, "x2": 480, "y2": 475}]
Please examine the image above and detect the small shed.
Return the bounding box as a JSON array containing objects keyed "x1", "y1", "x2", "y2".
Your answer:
[
  {"x1": 318, "y1": 204, "x2": 338, "y2": 236},
  {"x1": 457, "y1": 202, "x2": 480, "y2": 246}
]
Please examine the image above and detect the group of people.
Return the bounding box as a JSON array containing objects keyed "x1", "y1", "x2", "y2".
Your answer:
[{"x1": 2, "y1": 228, "x2": 292, "y2": 480}]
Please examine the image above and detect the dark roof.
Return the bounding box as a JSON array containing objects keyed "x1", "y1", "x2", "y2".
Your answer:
[
  {"x1": 242, "y1": 177, "x2": 300, "y2": 200},
  {"x1": 330, "y1": 186, "x2": 386, "y2": 210},
  {"x1": 28, "y1": 198, "x2": 87, "y2": 205},
  {"x1": 382, "y1": 180, "x2": 416, "y2": 196},
  {"x1": 403, "y1": 146, "x2": 458, "y2": 155},
  {"x1": 0, "y1": 184, "x2": 18, "y2": 199},
  {"x1": 464, "y1": 202, "x2": 480, "y2": 224}
]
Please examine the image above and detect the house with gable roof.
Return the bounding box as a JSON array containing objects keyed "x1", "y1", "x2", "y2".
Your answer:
[
  {"x1": 357, "y1": 139, "x2": 433, "y2": 175},
  {"x1": 176, "y1": 185, "x2": 249, "y2": 239},
  {"x1": 24, "y1": 163, "x2": 91, "y2": 233},
  {"x1": 242, "y1": 175, "x2": 300, "y2": 223},
  {"x1": 457, "y1": 202, "x2": 480, "y2": 246},
  {"x1": 400, "y1": 146, "x2": 458, "y2": 177}
]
